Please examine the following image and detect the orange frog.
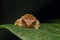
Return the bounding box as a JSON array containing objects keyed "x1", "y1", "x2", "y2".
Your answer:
[{"x1": 14, "y1": 13, "x2": 40, "y2": 29}]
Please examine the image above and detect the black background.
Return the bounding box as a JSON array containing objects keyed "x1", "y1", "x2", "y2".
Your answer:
[{"x1": 1, "y1": 0, "x2": 60, "y2": 24}]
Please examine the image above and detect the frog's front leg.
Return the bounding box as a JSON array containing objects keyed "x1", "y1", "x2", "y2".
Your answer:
[
  {"x1": 14, "y1": 18, "x2": 24, "y2": 27},
  {"x1": 33, "y1": 20, "x2": 40, "y2": 30}
]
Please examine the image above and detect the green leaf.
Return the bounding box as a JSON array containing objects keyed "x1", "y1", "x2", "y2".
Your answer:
[{"x1": 0, "y1": 23, "x2": 60, "y2": 40}]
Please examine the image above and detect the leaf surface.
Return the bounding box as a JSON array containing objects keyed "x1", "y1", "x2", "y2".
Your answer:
[{"x1": 0, "y1": 23, "x2": 60, "y2": 40}]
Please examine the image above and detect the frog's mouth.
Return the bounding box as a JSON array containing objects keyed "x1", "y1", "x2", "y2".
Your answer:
[{"x1": 22, "y1": 20, "x2": 36, "y2": 28}]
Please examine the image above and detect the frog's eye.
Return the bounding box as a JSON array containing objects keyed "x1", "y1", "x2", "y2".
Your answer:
[
  {"x1": 22, "y1": 19, "x2": 26, "y2": 24},
  {"x1": 32, "y1": 20, "x2": 36, "y2": 25},
  {"x1": 22, "y1": 19, "x2": 27, "y2": 26}
]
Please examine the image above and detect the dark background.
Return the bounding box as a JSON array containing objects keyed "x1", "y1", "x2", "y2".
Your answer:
[
  {"x1": 1, "y1": 0, "x2": 60, "y2": 24},
  {"x1": 0, "y1": 0, "x2": 60, "y2": 40}
]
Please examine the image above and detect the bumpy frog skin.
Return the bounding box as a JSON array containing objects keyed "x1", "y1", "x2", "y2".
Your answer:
[{"x1": 14, "y1": 13, "x2": 40, "y2": 29}]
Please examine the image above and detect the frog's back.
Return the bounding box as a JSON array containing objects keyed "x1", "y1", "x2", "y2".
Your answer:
[{"x1": 22, "y1": 14, "x2": 36, "y2": 20}]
